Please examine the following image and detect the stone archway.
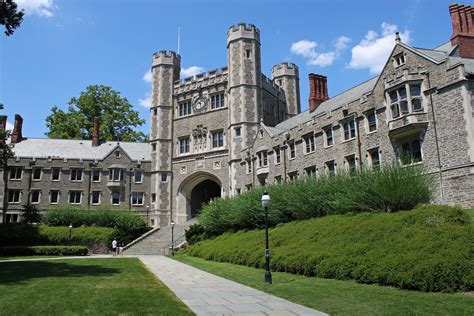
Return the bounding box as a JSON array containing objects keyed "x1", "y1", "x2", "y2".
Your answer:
[{"x1": 176, "y1": 172, "x2": 222, "y2": 223}]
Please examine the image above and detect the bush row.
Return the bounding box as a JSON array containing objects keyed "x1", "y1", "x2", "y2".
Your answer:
[
  {"x1": 0, "y1": 224, "x2": 115, "y2": 247},
  {"x1": 186, "y1": 205, "x2": 473, "y2": 292},
  {"x1": 196, "y1": 164, "x2": 433, "y2": 237},
  {"x1": 0, "y1": 246, "x2": 88, "y2": 256}
]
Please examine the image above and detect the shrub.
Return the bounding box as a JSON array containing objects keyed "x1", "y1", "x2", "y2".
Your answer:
[
  {"x1": 21, "y1": 203, "x2": 42, "y2": 224},
  {"x1": 186, "y1": 205, "x2": 473, "y2": 292},
  {"x1": 0, "y1": 246, "x2": 88, "y2": 256},
  {"x1": 197, "y1": 164, "x2": 433, "y2": 237}
]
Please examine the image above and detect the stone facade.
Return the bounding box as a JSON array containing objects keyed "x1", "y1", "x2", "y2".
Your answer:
[{"x1": 2, "y1": 4, "x2": 474, "y2": 226}]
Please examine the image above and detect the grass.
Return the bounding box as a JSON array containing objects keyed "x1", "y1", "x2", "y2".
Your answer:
[
  {"x1": 0, "y1": 255, "x2": 62, "y2": 261},
  {"x1": 175, "y1": 255, "x2": 474, "y2": 316},
  {"x1": 0, "y1": 258, "x2": 193, "y2": 315},
  {"x1": 466, "y1": 208, "x2": 474, "y2": 222}
]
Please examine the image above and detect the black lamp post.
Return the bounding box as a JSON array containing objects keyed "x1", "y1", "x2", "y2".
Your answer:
[
  {"x1": 261, "y1": 190, "x2": 272, "y2": 284},
  {"x1": 170, "y1": 221, "x2": 175, "y2": 256},
  {"x1": 146, "y1": 205, "x2": 150, "y2": 226},
  {"x1": 69, "y1": 224, "x2": 73, "y2": 240}
]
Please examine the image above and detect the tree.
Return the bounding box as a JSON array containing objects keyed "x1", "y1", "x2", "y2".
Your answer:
[
  {"x1": 45, "y1": 85, "x2": 146, "y2": 142},
  {"x1": 0, "y1": 0, "x2": 24, "y2": 36},
  {"x1": 21, "y1": 203, "x2": 42, "y2": 224},
  {"x1": 1, "y1": 103, "x2": 14, "y2": 223}
]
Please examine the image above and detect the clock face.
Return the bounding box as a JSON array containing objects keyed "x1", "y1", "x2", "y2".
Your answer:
[{"x1": 192, "y1": 95, "x2": 208, "y2": 112}]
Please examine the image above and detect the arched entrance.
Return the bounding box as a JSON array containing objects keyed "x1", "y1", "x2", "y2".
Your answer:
[
  {"x1": 176, "y1": 172, "x2": 223, "y2": 223},
  {"x1": 190, "y1": 179, "x2": 221, "y2": 217}
]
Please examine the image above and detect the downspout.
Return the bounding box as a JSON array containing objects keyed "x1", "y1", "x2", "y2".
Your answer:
[
  {"x1": 282, "y1": 144, "x2": 288, "y2": 183},
  {"x1": 27, "y1": 161, "x2": 34, "y2": 204},
  {"x1": 423, "y1": 71, "x2": 445, "y2": 204},
  {"x1": 87, "y1": 163, "x2": 92, "y2": 208},
  {"x1": 355, "y1": 116, "x2": 363, "y2": 168},
  {"x1": 128, "y1": 168, "x2": 132, "y2": 210}
]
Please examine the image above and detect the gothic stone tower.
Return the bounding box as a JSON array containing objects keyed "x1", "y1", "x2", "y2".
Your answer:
[
  {"x1": 150, "y1": 51, "x2": 181, "y2": 226},
  {"x1": 272, "y1": 62, "x2": 301, "y2": 117},
  {"x1": 227, "y1": 23, "x2": 262, "y2": 194}
]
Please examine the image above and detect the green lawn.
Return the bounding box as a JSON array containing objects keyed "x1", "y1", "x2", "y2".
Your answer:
[
  {"x1": 0, "y1": 255, "x2": 63, "y2": 261},
  {"x1": 175, "y1": 255, "x2": 474, "y2": 316},
  {"x1": 0, "y1": 258, "x2": 193, "y2": 315},
  {"x1": 466, "y1": 208, "x2": 474, "y2": 222}
]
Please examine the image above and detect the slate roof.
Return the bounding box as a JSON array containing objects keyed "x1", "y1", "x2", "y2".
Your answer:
[{"x1": 10, "y1": 138, "x2": 151, "y2": 161}]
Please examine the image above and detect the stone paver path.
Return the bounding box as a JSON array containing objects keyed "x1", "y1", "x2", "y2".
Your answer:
[{"x1": 139, "y1": 255, "x2": 327, "y2": 316}]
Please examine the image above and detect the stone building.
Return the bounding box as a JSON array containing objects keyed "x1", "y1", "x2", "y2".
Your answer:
[{"x1": 1, "y1": 3, "x2": 473, "y2": 226}]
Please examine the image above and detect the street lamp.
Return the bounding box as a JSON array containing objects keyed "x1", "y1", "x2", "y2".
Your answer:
[
  {"x1": 146, "y1": 205, "x2": 150, "y2": 226},
  {"x1": 170, "y1": 221, "x2": 175, "y2": 256},
  {"x1": 261, "y1": 190, "x2": 272, "y2": 284},
  {"x1": 69, "y1": 224, "x2": 73, "y2": 240}
]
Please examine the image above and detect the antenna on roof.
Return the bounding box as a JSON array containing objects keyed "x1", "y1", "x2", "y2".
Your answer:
[{"x1": 177, "y1": 25, "x2": 181, "y2": 55}]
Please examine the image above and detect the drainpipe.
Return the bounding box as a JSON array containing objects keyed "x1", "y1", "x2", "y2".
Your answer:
[
  {"x1": 355, "y1": 116, "x2": 363, "y2": 168},
  {"x1": 422, "y1": 71, "x2": 445, "y2": 204},
  {"x1": 87, "y1": 163, "x2": 93, "y2": 208},
  {"x1": 128, "y1": 168, "x2": 133, "y2": 210},
  {"x1": 28, "y1": 161, "x2": 34, "y2": 204},
  {"x1": 282, "y1": 144, "x2": 288, "y2": 183}
]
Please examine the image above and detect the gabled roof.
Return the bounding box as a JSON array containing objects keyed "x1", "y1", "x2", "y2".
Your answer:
[{"x1": 10, "y1": 138, "x2": 151, "y2": 161}]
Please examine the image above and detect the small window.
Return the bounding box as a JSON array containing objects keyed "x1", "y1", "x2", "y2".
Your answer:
[
  {"x1": 134, "y1": 170, "x2": 143, "y2": 183},
  {"x1": 69, "y1": 191, "x2": 82, "y2": 204},
  {"x1": 212, "y1": 131, "x2": 224, "y2": 148},
  {"x1": 109, "y1": 168, "x2": 123, "y2": 182},
  {"x1": 50, "y1": 190, "x2": 60, "y2": 204},
  {"x1": 326, "y1": 161, "x2": 336, "y2": 175},
  {"x1": 288, "y1": 171, "x2": 298, "y2": 181},
  {"x1": 258, "y1": 151, "x2": 268, "y2": 167},
  {"x1": 152, "y1": 143, "x2": 157, "y2": 152},
  {"x1": 393, "y1": 53, "x2": 405, "y2": 67},
  {"x1": 153, "y1": 108, "x2": 158, "y2": 116},
  {"x1": 151, "y1": 193, "x2": 156, "y2": 203},
  {"x1": 211, "y1": 93, "x2": 225, "y2": 109},
  {"x1": 325, "y1": 127, "x2": 333, "y2": 147},
  {"x1": 246, "y1": 184, "x2": 253, "y2": 191},
  {"x1": 9, "y1": 167, "x2": 22, "y2": 180},
  {"x1": 111, "y1": 190, "x2": 120, "y2": 205},
  {"x1": 179, "y1": 137, "x2": 190, "y2": 154},
  {"x1": 400, "y1": 139, "x2": 423, "y2": 165},
  {"x1": 246, "y1": 49, "x2": 251, "y2": 58},
  {"x1": 289, "y1": 141, "x2": 296, "y2": 159},
  {"x1": 235, "y1": 127, "x2": 241, "y2": 137},
  {"x1": 30, "y1": 190, "x2": 41, "y2": 204},
  {"x1": 236, "y1": 188, "x2": 241, "y2": 194},
  {"x1": 275, "y1": 175, "x2": 282, "y2": 183},
  {"x1": 367, "y1": 112, "x2": 377, "y2": 132},
  {"x1": 32, "y1": 168, "x2": 42, "y2": 181},
  {"x1": 369, "y1": 149, "x2": 380, "y2": 168},
  {"x1": 161, "y1": 173, "x2": 168, "y2": 183},
  {"x1": 411, "y1": 84, "x2": 423, "y2": 111},
  {"x1": 70, "y1": 168, "x2": 83, "y2": 182},
  {"x1": 305, "y1": 166, "x2": 316, "y2": 177},
  {"x1": 115, "y1": 151, "x2": 121, "y2": 159},
  {"x1": 51, "y1": 168, "x2": 61, "y2": 181},
  {"x1": 91, "y1": 191, "x2": 101, "y2": 205},
  {"x1": 274, "y1": 147, "x2": 281, "y2": 164},
  {"x1": 346, "y1": 155, "x2": 357, "y2": 171},
  {"x1": 8, "y1": 189, "x2": 21, "y2": 203},
  {"x1": 304, "y1": 135, "x2": 315, "y2": 153},
  {"x1": 343, "y1": 119, "x2": 356, "y2": 141},
  {"x1": 92, "y1": 169, "x2": 101, "y2": 182},
  {"x1": 131, "y1": 192, "x2": 144, "y2": 206},
  {"x1": 178, "y1": 101, "x2": 192, "y2": 117}
]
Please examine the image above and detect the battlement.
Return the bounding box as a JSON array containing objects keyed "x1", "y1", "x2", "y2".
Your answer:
[
  {"x1": 173, "y1": 67, "x2": 228, "y2": 92},
  {"x1": 152, "y1": 50, "x2": 181, "y2": 67},
  {"x1": 261, "y1": 73, "x2": 285, "y2": 97},
  {"x1": 272, "y1": 62, "x2": 299, "y2": 78},
  {"x1": 227, "y1": 23, "x2": 260, "y2": 45}
]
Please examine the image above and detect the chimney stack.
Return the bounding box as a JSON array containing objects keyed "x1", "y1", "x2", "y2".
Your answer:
[
  {"x1": 450, "y1": 4, "x2": 474, "y2": 58},
  {"x1": 308, "y1": 73, "x2": 329, "y2": 113},
  {"x1": 92, "y1": 116, "x2": 100, "y2": 147},
  {"x1": 11, "y1": 114, "x2": 23, "y2": 144},
  {"x1": 0, "y1": 116, "x2": 6, "y2": 131}
]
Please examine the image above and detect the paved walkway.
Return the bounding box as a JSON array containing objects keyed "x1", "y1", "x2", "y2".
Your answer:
[{"x1": 139, "y1": 255, "x2": 327, "y2": 316}]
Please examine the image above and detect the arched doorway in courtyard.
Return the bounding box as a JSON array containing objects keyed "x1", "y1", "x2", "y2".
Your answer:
[{"x1": 176, "y1": 172, "x2": 222, "y2": 222}]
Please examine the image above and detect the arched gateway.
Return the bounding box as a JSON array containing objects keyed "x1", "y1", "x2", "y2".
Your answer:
[{"x1": 176, "y1": 172, "x2": 222, "y2": 223}]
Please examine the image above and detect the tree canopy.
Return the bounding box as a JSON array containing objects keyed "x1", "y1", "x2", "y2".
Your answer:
[
  {"x1": 45, "y1": 85, "x2": 146, "y2": 142},
  {"x1": 0, "y1": 0, "x2": 24, "y2": 36}
]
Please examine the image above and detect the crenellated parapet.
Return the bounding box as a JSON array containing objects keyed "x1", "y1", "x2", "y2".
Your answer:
[
  {"x1": 227, "y1": 23, "x2": 260, "y2": 45},
  {"x1": 152, "y1": 50, "x2": 181, "y2": 67},
  {"x1": 272, "y1": 62, "x2": 299, "y2": 79},
  {"x1": 261, "y1": 74, "x2": 285, "y2": 98},
  {"x1": 173, "y1": 67, "x2": 228, "y2": 94}
]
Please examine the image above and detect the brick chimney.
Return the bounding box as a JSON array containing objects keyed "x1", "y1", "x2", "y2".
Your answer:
[
  {"x1": 308, "y1": 73, "x2": 329, "y2": 112},
  {"x1": 11, "y1": 114, "x2": 23, "y2": 144},
  {"x1": 92, "y1": 116, "x2": 100, "y2": 147},
  {"x1": 0, "y1": 116, "x2": 6, "y2": 131},
  {"x1": 450, "y1": 4, "x2": 474, "y2": 58}
]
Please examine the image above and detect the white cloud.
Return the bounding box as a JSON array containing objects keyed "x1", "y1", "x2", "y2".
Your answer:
[
  {"x1": 6, "y1": 121, "x2": 14, "y2": 131},
  {"x1": 138, "y1": 92, "x2": 152, "y2": 108},
  {"x1": 16, "y1": 0, "x2": 56, "y2": 17},
  {"x1": 143, "y1": 70, "x2": 152, "y2": 83},
  {"x1": 180, "y1": 66, "x2": 205, "y2": 78},
  {"x1": 348, "y1": 22, "x2": 411, "y2": 74},
  {"x1": 290, "y1": 36, "x2": 350, "y2": 67}
]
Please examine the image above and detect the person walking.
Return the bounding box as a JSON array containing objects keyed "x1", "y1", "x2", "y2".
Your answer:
[{"x1": 112, "y1": 238, "x2": 118, "y2": 257}]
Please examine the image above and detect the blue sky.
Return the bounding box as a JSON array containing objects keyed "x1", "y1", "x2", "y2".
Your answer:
[{"x1": 1, "y1": 0, "x2": 454, "y2": 138}]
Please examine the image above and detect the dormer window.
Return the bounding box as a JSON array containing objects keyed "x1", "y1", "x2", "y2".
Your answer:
[
  {"x1": 393, "y1": 53, "x2": 405, "y2": 67},
  {"x1": 388, "y1": 83, "x2": 424, "y2": 119}
]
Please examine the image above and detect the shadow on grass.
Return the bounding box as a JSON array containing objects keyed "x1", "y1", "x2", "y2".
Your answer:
[{"x1": 0, "y1": 261, "x2": 121, "y2": 285}]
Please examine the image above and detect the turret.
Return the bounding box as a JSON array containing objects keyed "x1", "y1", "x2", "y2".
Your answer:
[
  {"x1": 272, "y1": 62, "x2": 301, "y2": 117},
  {"x1": 227, "y1": 23, "x2": 262, "y2": 194},
  {"x1": 149, "y1": 50, "x2": 181, "y2": 226}
]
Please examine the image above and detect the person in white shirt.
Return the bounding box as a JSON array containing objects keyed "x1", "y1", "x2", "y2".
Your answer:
[{"x1": 112, "y1": 238, "x2": 118, "y2": 256}]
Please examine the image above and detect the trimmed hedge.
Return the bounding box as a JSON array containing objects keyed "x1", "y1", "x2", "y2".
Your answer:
[
  {"x1": 186, "y1": 205, "x2": 473, "y2": 292},
  {"x1": 0, "y1": 224, "x2": 115, "y2": 246},
  {"x1": 197, "y1": 164, "x2": 433, "y2": 237},
  {"x1": 0, "y1": 246, "x2": 88, "y2": 256}
]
